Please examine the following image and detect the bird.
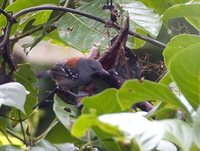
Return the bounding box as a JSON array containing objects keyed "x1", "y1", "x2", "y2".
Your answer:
[
  {"x1": 33, "y1": 57, "x2": 110, "y2": 109},
  {"x1": 36, "y1": 57, "x2": 109, "y2": 94}
]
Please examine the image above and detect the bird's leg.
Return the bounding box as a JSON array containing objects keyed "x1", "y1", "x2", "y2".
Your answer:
[
  {"x1": 33, "y1": 87, "x2": 58, "y2": 109},
  {"x1": 65, "y1": 90, "x2": 88, "y2": 98}
]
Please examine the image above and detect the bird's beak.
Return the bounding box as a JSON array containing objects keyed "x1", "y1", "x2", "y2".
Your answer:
[{"x1": 91, "y1": 69, "x2": 110, "y2": 78}]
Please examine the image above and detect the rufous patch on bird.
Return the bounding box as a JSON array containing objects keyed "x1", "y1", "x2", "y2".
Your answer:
[{"x1": 64, "y1": 57, "x2": 81, "y2": 68}]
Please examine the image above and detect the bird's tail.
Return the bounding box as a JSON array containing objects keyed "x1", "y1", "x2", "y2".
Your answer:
[{"x1": 36, "y1": 70, "x2": 51, "y2": 78}]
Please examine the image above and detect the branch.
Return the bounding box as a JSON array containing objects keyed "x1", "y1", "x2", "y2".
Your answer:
[
  {"x1": 18, "y1": 111, "x2": 27, "y2": 145},
  {"x1": 0, "y1": 5, "x2": 166, "y2": 49},
  {"x1": 6, "y1": 128, "x2": 25, "y2": 144},
  {"x1": 0, "y1": 8, "x2": 11, "y2": 19}
]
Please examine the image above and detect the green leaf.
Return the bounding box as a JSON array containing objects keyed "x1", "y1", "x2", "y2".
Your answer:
[
  {"x1": 118, "y1": 80, "x2": 188, "y2": 112},
  {"x1": 71, "y1": 114, "x2": 122, "y2": 151},
  {"x1": 0, "y1": 145, "x2": 23, "y2": 151},
  {"x1": 160, "y1": 119, "x2": 193, "y2": 151},
  {"x1": 18, "y1": 11, "x2": 52, "y2": 32},
  {"x1": 163, "y1": 2, "x2": 200, "y2": 27},
  {"x1": 170, "y1": 42, "x2": 200, "y2": 109},
  {"x1": 159, "y1": 71, "x2": 173, "y2": 85},
  {"x1": 120, "y1": 1, "x2": 162, "y2": 37},
  {"x1": 58, "y1": 0, "x2": 110, "y2": 50},
  {"x1": 45, "y1": 122, "x2": 80, "y2": 144},
  {"x1": 99, "y1": 112, "x2": 164, "y2": 151},
  {"x1": 119, "y1": 80, "x2": 187, "y2": 111},
  {"x1": 138, "y1": 0, "x2": 170, "y2": 14},
  {"x1": 163, "y1": 34, "x2": 200, "y2": 68},
  {"x1": 0, "y1": 117, "x2": 8, "y2": 134},
  {"x1": 127, "y1": 28, "x2": 147, "y2": 49},
  {"x1": 14, "y1": 64, "x2": 38, "y2": 114},
  {"x1": 0, "y1": 82, "x2": 27, "y2": 113},
  {"x1": 138, "y1": 0, "x2": 188, "y2": 14},
  {"x1": 71, "y1": 114, "x2": 99, "y2": 137},
  {"x1": 53, "y1": 95, "x2": 79, "y2": 130},
  {"x1": 82, "y1": 89, "x2": 122, "y2": 115},
  {"x1": 0, "y1": 0, "x2": 59, "y2": 34}
]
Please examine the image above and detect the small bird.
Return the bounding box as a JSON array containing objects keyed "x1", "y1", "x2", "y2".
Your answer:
[
  {"x1": 34, "y1": 57, "x2": 109, "y2": 109},
  {"x1": 37, "y1": 57, "x2": 109, "y2": 93}
]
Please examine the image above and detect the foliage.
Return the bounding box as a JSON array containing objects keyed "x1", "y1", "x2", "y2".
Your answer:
[{"x1": 0, "y1": 0, "x2": 200, "y2": 151}]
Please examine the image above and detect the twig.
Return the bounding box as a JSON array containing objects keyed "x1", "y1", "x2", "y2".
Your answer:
[
  {"x1": 18, "y1": 110, "x2": 27, "y2": 145},
  {"x1": 6, "y1": 128, "x2": 25, "y2": 143},
  {"x1": 0, "y1": 8, "x2": 11, "y2": 19}
]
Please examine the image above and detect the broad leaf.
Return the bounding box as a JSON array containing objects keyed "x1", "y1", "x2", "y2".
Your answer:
[
  {"x1": 160, "y1": 119, "x2": 193, "y2": 151},
  {"x1": 163, "y1": 34, "x2": 200, "y2": 68},
  {"x1": 163, "y1": 2, "x2": 200, "y2": 30},
  {"x1": 82, "y1": 89, "x2": 122, "y2": 115},
  {"x1": 71, "y1": 114, "x2": 122, "y2": 151},
  {"x1": 120, "y1": 0, "x2": 162, "y2": 37},
  {"x1": 118, "y1": 80, "x2": 188, "y2": 112},
  {"x1": 0, "y1": 118, "x2": 7, "y2": 134},
  {"x1": 138, "y1": 0, "x2": 170, "y2": 14},
  {"x1": 53, "y1": 95, "x2": 79, "y2": 130},
  {"x1": 99, "y1": 112, "x2": 164, "y2": 151},
  {"x1": 0, "y1": 0, "x2": 58, "y2": 35},
  {"x1": 0, "y1": 82, "x2": 27, "y2": 113},
  {"x1": 58, "y1": 0, "x2": 110, "y2": 50},
  {"x1": 45, "y1": 122, "x2": 80, "y2": 144},
  {"x1": 71, "y1": 114, "x2": 98, "y2": 137},
  {"x1": 170, "y1": 42, "x2": 200, "y2": 109},
  {"x1": 14, "y1": 64, "x2": 38, "y2": 114}
]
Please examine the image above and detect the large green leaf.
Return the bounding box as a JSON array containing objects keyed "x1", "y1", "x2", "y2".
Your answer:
[
  {"x1": 139, "y1": 0, "x2": 189, "y2": 14},
  {"x1": 170, "y1": 42, "x2": 200, "y2": 109},
  {"x1": 163, "y1": 2, "x2": 200, "y2": 30},
  {"x1": 14, "y1": 64, "x2": 38, "y2": 114},
  {"x1": 163, "y1": 34, "x2": 200, "y2": 68},
  {"x1": 18, "y1": 11, "x2": 52, "y2": 32},
  {"x1": 137, "y1": 0, "x2": 170, "y2": 14},
  {"x1": 0, "y1": 82, "x2": 27, "y2": 113},
  {"x1": 45, "y1": 122, "x2": 79, "y2": 144},
  {"x1": 99, "y1": 112, "x2": 178, "y2": 151},
  {"x1": 120, "y1": 0, "x2": 162, "y2": 37},
  {"x1": 118, "y1": 80, "x2": 188, "y2": 112},
  {"x1": 160, "y1": 119, "x2": 193, "y2": 151},
  {"x1": 82, "y1": 89, "x2": 122, "y2": 115},
  {"x1": 53, "y1": 95, "x2": 79, "y2": 130},
  {"x1": 58, "y1": 0, "x2": 110, "y2": 50},
  {"x1": 0, "y1": 0, "x2": 58, "y2": 33},
  {"x1": 71, "y1": 114, "x2": 122, "y2": 151},
  {"x1": 0, "y1": 117, "x2": 8, "y2": 134},
  {"x1": 71, "y1": 114, "x2": 99, "y2": 137}
]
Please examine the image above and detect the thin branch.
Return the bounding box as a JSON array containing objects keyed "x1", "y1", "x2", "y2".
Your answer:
[
  {"x1": 6, "y1": 128, "x2": 25, "y2": 143},
  {"x1": 18, "y1": 111, "x2": 27, "y2": 145},
  {"x1": 0, "y1": 8, "x2": 11, "y2": 19},
  {"x1": 0, "y1": 5, "x2": 166, "y2": 50}
]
